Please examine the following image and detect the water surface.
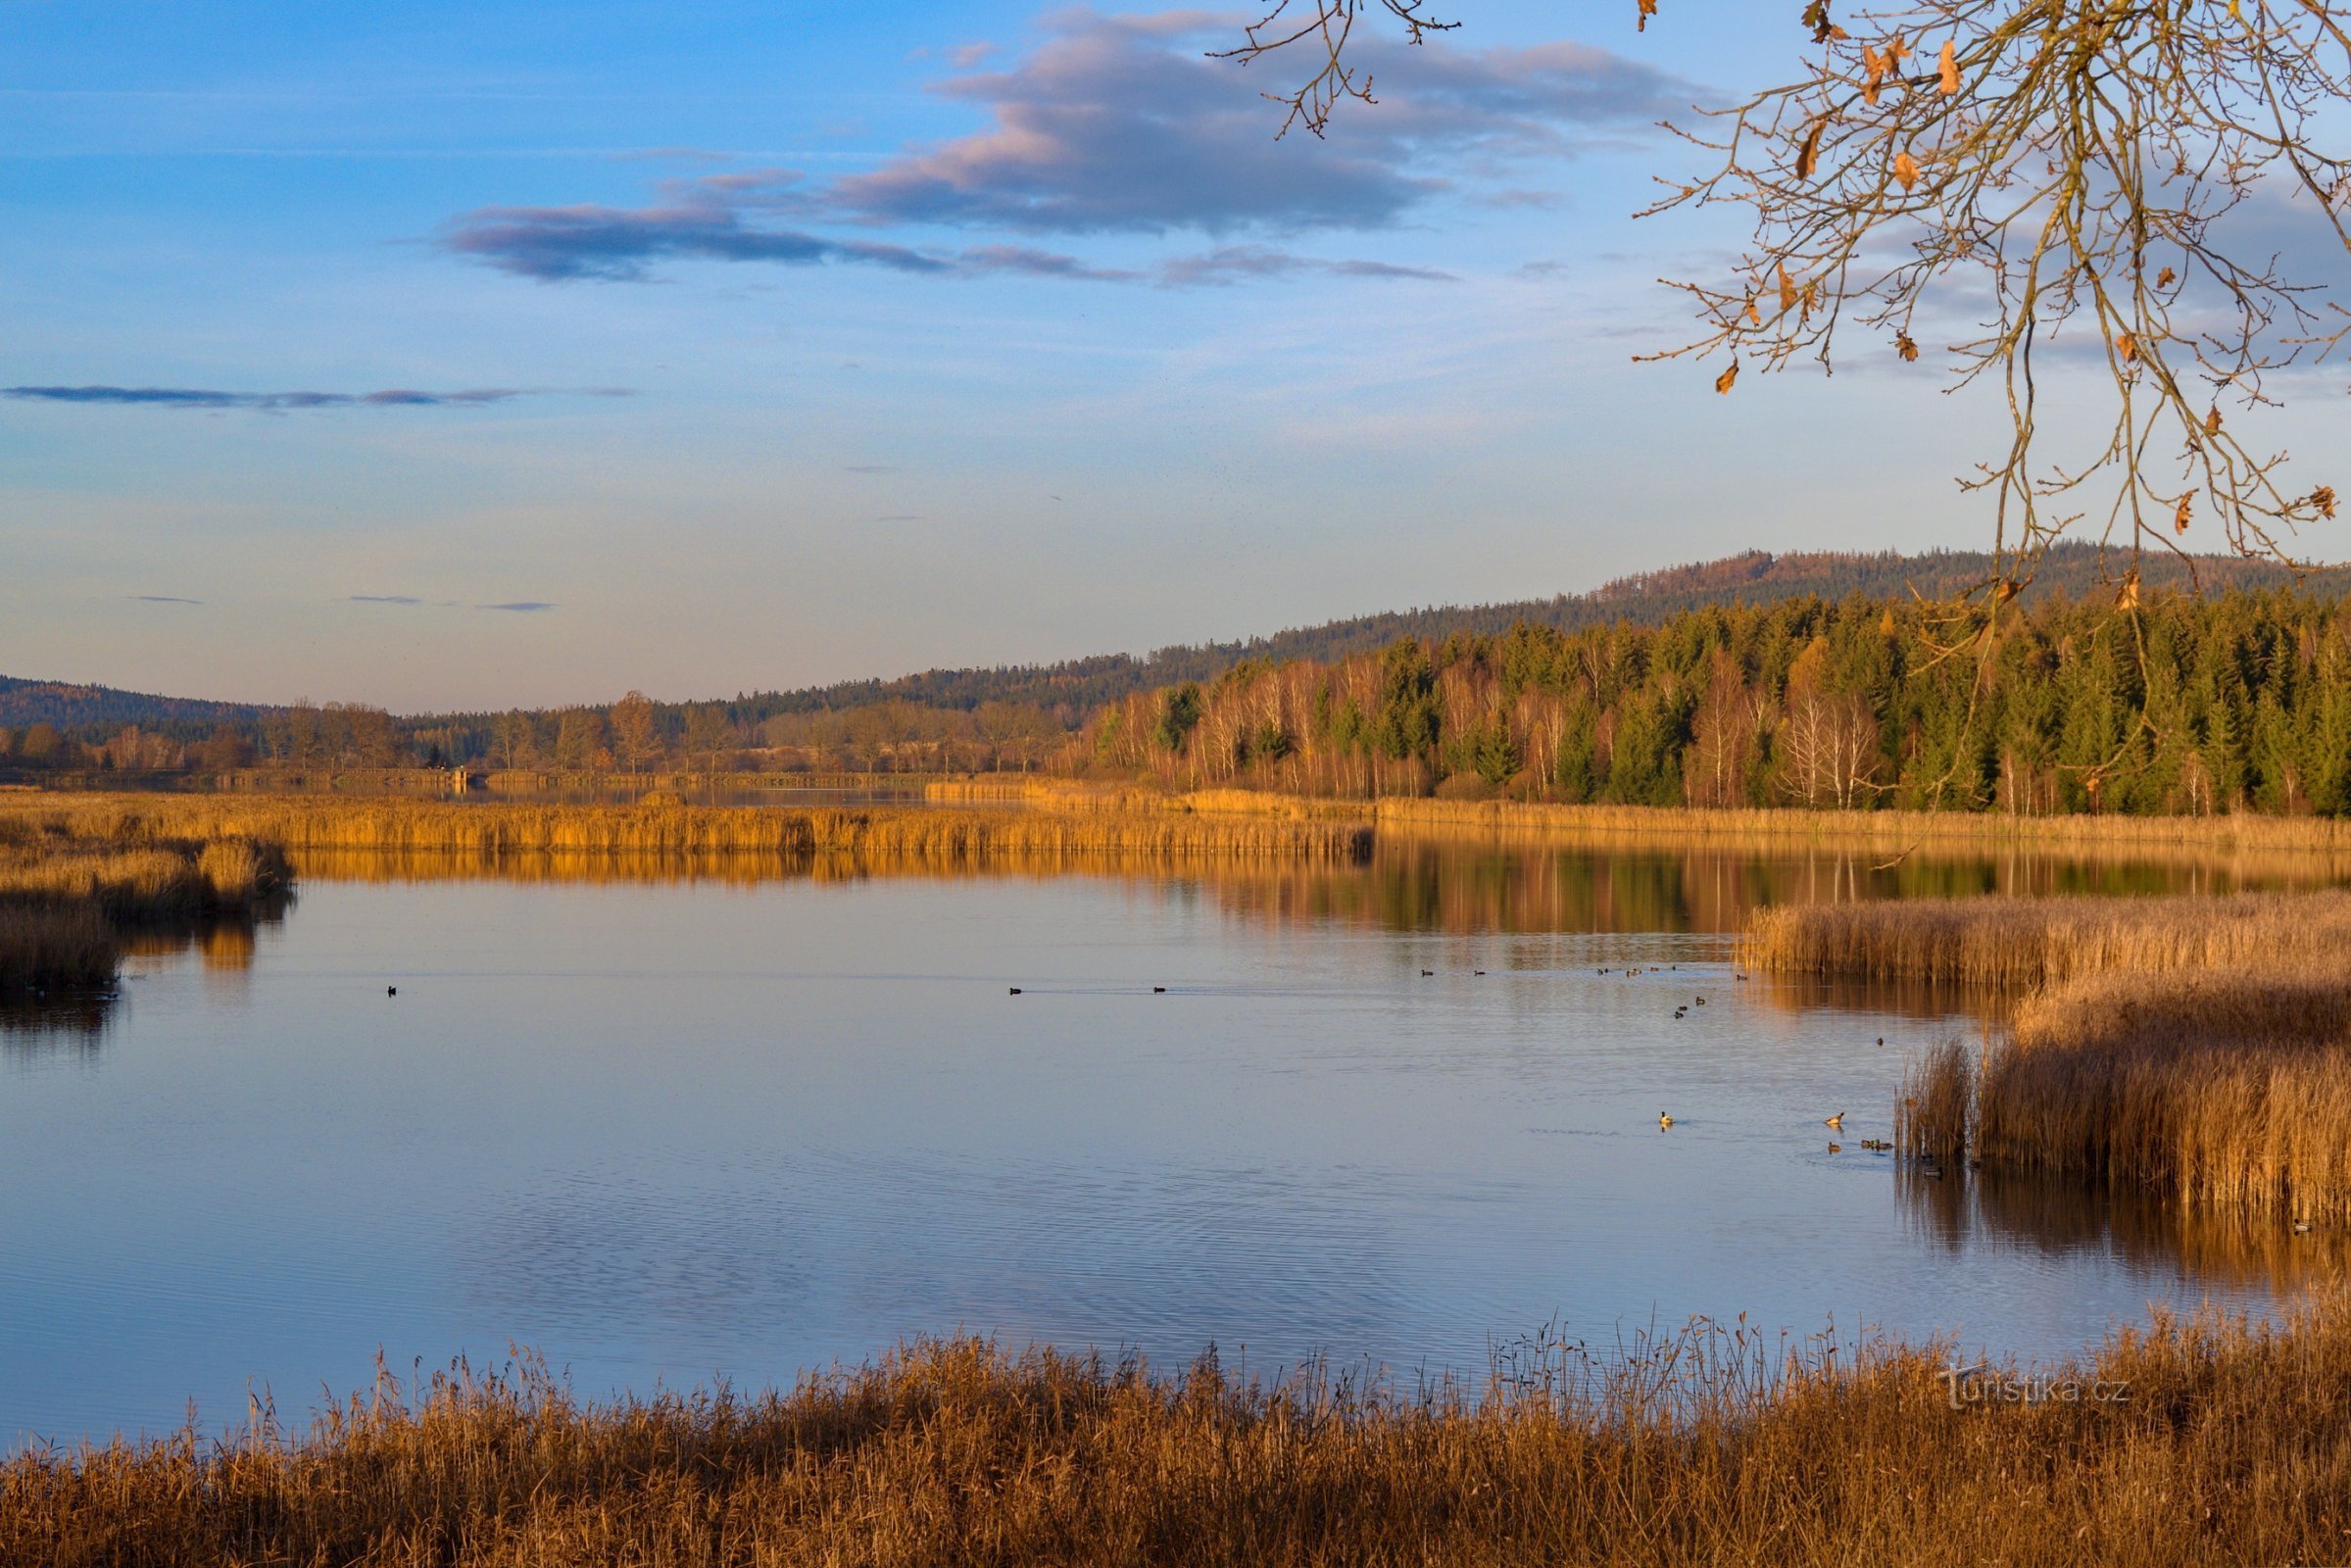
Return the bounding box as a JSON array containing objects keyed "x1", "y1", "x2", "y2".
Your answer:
[{"x1": 0, "y1": 843, "x2": 2325, "y2": 1447}]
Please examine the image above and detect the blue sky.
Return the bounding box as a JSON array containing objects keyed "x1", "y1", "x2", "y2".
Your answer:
[{"x1": 2, "y1": 1, "x2": 2307, "y2": 711}]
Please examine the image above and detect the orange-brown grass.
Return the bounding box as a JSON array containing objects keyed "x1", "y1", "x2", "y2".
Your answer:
[
  {"x1": 1745, "y1": 893, "x2": 2351, "y2": 1219},
  {"x1": 0, "y1": 796, "x2": 1370, "y2": 863},
  {"x1": 12, "y1": 1305, "x2": 2351, "y2": 1568},
  {"x1": 2011, "y1": 964, "x2": 2351, "y2": 1054},
  {"x1": 1737, "y1": 890, "x2": 2351, "y2": 989},
  {"x1": 1953, "y1": 967, "x2": 2351, "y2": 1222},
  {"x1": 0, "y1": 812, "x2": 293, "y2": 994}
]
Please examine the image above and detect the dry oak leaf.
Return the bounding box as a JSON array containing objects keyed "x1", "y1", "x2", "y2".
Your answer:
[
  {"x1": 1715, "y1": 360, "x2": 1740, "y2": 395},
  {"x1": 2204, "y1": 406, "x2": 2224, "y2": 436},
  {"x1": 2117, "y1": 331, "x2": 2139, "y2": 363},
  {"x1": 1893, "y1": 150, "x2": 1921, "y2": 189},
  {"x1": 1895, "y1": 332, "x2": 1920, "y2": 362},
  {"x1": 1778, "y1": 262, "x2": 1799, "y2": 313},
  {"x1": 1638, "y1": 0, "x2": 1658, "y2": 30},
  {"x1": 2174, "y1": 494, "x2": 2193, "y2": 534},
  {"x1": 2313, "y1": 485, "x2": 2338, "y2": 520},
  {"x1": 2116, "y1": 571, "x2": 2141, "y2": 610},
  {"x1": 2157, "y1": 266, "x2": 2178, "y2": 288},
  {"x1": 1937, "y1": 39, "x2": 1959, "y2": 94},
  {"x1": 1796, "y1": 120, "x2": 1825, "y2": 178}
]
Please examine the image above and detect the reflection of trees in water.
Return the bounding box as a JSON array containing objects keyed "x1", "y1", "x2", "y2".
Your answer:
[
  {"x1": 292, "y1": 839, "x2": 2337, "y2": 942},
  {"x1": 1898, "y1": 1163, "x2": 2349, "y2": 1295},
  {"x1": 1, "y1": 897, "x2": 290, "y2": 1051},
  {"x1": 1189, "y1": 838, "x2": 2330, "y2": 940}
]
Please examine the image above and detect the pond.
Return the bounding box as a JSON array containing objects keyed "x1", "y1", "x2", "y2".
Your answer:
[{"x1": 1, "y1": 839, "x2": 2332, "y2": 1448}]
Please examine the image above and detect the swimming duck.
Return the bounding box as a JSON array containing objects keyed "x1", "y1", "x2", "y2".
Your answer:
[
  {"x1": 1825, "y1": 1111, "x2": 1845, "y2": 1130},
  {"x1": 1658, "y1": 1111, "x2": 1675, "y2": 1129}
]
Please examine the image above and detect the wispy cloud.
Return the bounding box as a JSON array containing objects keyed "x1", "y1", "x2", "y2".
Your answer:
[
  {"x1": 129, "y1": 594, "x2": 201, "y2": 605},
  {"x1": 349, "y1": 594, "x2": 421, "y2": 605},
  {"x1": 6, "y1": 385, "x2": 629, "y2": 411},
  {"x1": 442, "y1": 8, "x2": 1686, "y2": 287},
  {"x1": 1157, "y1": 247, "x2": 1455, "y2": 286},
  {"x1": 444, "y1": 197, "x2": 951, "y2": 283},
  {"x1": 480, "y1": 601, "x2": 556, "y2": 612}
]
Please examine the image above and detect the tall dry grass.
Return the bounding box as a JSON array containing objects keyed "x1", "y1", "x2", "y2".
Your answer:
[
  {"x1": 1737, "y1": 890, "x2": 2351, "y2": 989},
  {"x1": 0, "y1": 905, "x2": 114, "y2": 993},
  {"x1": 11, "y1": 1305, "x2": 2351, "y2": 1567},
  {"x1": 0, "y1": 811, "x2": 292, "y2": 995},
  {"x1": 0, "y1": 797, "x2": 1369, "y2": 863},
  {"x1": 945, "y1": 778, "x2": 2351, "y2": 848},
  {"x1": 1897, "y1": 1040, "x2": 1974, "y2": 1165},
  {"x1": 1755, "y1": 892, "x2": 2351, "y2": 1221}
]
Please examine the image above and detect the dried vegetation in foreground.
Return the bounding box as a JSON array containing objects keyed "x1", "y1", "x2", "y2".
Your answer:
[{"x1": 12, "y1": 1305, "x2": 2351, "y2": 1568}]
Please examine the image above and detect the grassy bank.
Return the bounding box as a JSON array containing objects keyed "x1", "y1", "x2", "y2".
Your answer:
[
  {"x1": 0, "y1": 812, "x2": 292, "y2": 995},
  {"x1": 0, "y1": 796, "x2": 1371, "y2": 864},
  {"x1": 12, "y1": 1306, "x2": 2351, "y2": 1567}
]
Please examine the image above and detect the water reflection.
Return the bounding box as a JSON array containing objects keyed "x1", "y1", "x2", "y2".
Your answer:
[
  {"x1": 1, "y1": 901, "x2": 289, "y2": 1048},
  {"x1": 289, "y1": 835, "x2": 2340, "y2": 938},
  {"x1": 6, "y1": 839, "x2": 2335, "y2": 1445},
  {"x1": 1900, "y1": 1163, "x2": 2351, "y2": 1293}
]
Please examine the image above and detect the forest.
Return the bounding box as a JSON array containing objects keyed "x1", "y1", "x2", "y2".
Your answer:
[
  {"x1": 1071, "y1": 588, "x2": 2351, "y2": 817},
  {"x1": 11, "y1": 563, "x2": 2351, "y2": 815}
]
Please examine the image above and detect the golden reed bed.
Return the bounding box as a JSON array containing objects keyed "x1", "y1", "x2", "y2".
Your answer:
[
  {"x1": 12, "y1": 1307, "x2": 2351, "y2": 1568},
  {"x1": 0, "y1": 811, "x2": 291, "y2": 994},
  {"x1": 1736, "y1": 889, "x2": 2351, "y2": 990},
  {"x1": 1753, "y1": 894, "x2": 2351, "y2": 1223},
  {"x1": 932, "y1": 776, "x2": 2351, "y2": 848},
  {"x1": 0, "y1": 795, "x2": 1370, "y2": 864}
]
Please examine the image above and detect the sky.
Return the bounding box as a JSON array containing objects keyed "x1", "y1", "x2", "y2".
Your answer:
[{"x1": 1, "y1": 1, "x2": 2340, "y2": 712}]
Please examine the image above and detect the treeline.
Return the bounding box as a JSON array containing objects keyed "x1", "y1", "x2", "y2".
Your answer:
[
  {"x1": 1070, "y1": 588, "x2": 2351, "y2": 816},
  {"x1": 717, "y1": 543, "x2": 2351, "y2": 726},
  {"x1": 19, "y1": 545, "x2": 2348, "y2": 754}
]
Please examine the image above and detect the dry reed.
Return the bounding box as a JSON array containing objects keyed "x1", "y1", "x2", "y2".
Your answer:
[
  {"x1": 10, "y1": 1305, "x2": 2351, "y2": 1567},
  {"x1": 1759, "y1": 892, "x2": 2351, "y2": 1220},
  {"x1": 0, "y1": 812, "x2": 292, "y2": 995},
  {"x1": 1896, "y1": 1040, "x2": 1974, "y2": 1165},
  {"x1": 940, "y1": 779, "x2": 2351, "y2": 851},
  {"x1": 0, "y1": 797, "x2": 1369, "y2": 863},
  {"x1": 1736, "y1": 890, "x2": 2351, "y2": 989},
  {"x1": 0, "y1": 904, "x2": 114, "y2": 993}
]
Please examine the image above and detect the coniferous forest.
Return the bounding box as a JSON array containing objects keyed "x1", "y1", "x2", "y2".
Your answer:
[{"x1": 1072, "y1": 588, "x2": 2351, "y2": 816}]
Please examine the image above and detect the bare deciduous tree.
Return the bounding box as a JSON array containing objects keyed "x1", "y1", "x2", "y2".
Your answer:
[{"x1": 1222, "y1": 1, "x2": 2348, "y2": 611}]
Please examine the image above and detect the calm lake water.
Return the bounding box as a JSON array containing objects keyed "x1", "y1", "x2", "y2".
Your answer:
[{"x1": 0, "y1": 842, "x2": 2331, "y2": 1448}]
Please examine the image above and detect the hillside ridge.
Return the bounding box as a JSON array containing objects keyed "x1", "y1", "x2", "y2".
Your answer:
[{"x1": 9, "y1": 542, "x2": 2347, "y2": 734}]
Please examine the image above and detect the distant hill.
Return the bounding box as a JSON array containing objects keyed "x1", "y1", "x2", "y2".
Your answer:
[
  {"x1": 9, "y1": 543, "x2": 2349, "y2": 735},
  {"x1": 0, "y1": 675, "x2": 273, "y2": 736},
  {"x1": 727, "y1": 542, "x2": 2351, "y2": 723}
]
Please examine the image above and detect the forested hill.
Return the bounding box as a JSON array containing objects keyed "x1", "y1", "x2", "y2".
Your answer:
[
  {"x1": 0, "y1": 675, "x2": 273, "y2": 734},
  {"x1": 7, "y1": 543, "x2": 2348, "y2": 737},
  {"x1": 735, "y1": 543, "x2": 2351, "y2": 724}
]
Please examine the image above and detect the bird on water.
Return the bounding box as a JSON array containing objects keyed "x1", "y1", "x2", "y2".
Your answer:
[
  {"x1": 1658, "y1": 1111, "x2": 1675, "y2": 1129},
  {"x1": 1825, "y1": 1111, "x2": 1845, "y2": 1130}
]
